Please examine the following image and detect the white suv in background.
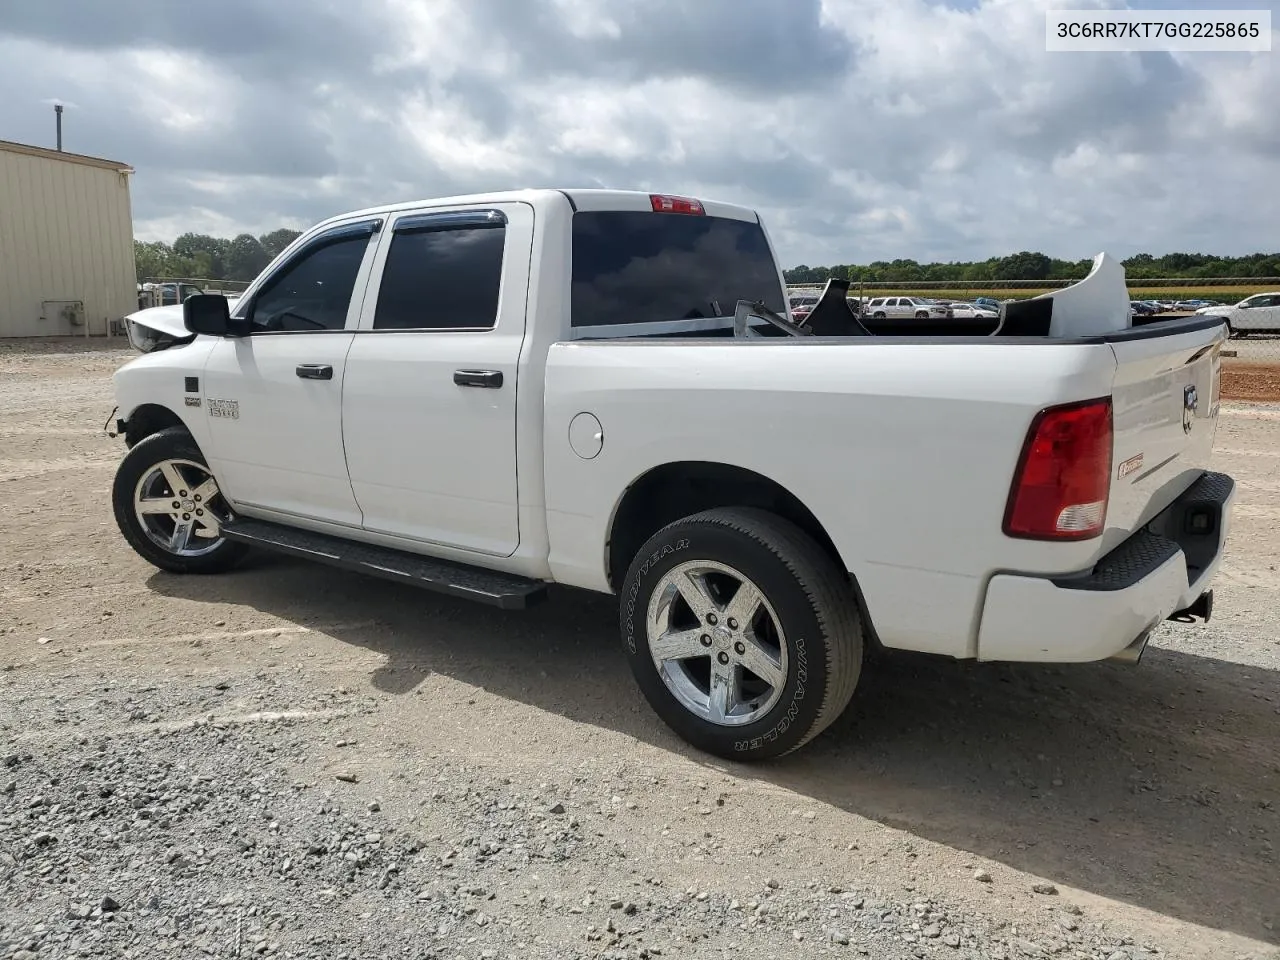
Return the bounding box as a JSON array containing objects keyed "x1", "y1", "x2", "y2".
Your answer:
[
  {"x1": 865, "y1": 296, "x2": 952, "y2": 319},
  {"x1": 1196, "y1": 292, "x2": 1280, "y2": 337}
]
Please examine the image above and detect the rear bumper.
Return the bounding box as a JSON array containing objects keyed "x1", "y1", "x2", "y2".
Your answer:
[{"x1": 977, "y1": 471, "x2": 1235, "y2": 662}]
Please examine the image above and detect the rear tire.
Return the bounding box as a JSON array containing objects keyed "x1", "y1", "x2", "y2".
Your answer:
[
  {"x1": 112, "y1": 427, "x2": 248, "y2": 575},
  {"x1": 619, "y1": 507, "x2": 863, "y2": 761}
]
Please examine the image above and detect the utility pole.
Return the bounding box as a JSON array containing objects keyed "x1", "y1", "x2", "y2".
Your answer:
[{"x1": 55, "y1": 103, "x2": 63, "y2": 151}]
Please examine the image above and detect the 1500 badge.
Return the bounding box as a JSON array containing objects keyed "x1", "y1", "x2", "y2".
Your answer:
[{"x1": 208, "y1": 399, "x2": 240, "y2": 419}]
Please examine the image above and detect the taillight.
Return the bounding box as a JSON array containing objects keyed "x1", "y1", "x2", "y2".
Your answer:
[
  {"x1": 650, "y1": 194, "x2": 705, "y2": 215},
  {"x1": 1004, "y1": 398, "x2": 1113, "y2": 541}
]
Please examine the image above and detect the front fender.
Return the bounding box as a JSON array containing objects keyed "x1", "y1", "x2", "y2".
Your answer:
[{"x1": 112, "y1": 341, "x2": 216, "y2": 452}]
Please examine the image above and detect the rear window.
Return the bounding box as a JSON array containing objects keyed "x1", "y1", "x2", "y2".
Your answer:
[{"x1": 570, "y1": 211, "x2": 784, "y2": 328}]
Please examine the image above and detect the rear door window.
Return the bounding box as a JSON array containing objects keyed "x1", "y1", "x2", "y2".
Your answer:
[
  {"x1": 374, "y1": 217, "x2": 506, "y2": 330},
  {"x1": 570, "y1": 211, "x2": 784, "y2": 328}
]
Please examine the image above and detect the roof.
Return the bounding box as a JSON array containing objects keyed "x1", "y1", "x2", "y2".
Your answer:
[
  {"x1": 313, "y1": 188, "x2": 759, "y2": 233},
  {"x1": 0, "y1": 138, "x2": 133, "y2": 173}
]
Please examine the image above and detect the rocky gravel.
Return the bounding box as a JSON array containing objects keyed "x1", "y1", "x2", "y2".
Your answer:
[
  {"x1": 2, "y1": 341, "x2": 1278, "y2": 960},
  {"x1": 0, "y1": 686, "x2": 1198, "y2": 960}
]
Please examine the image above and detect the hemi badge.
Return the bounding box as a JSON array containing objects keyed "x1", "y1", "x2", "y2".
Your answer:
[{"x1": 1118, "y1": 453, "x2": 1144, "y2": 480}]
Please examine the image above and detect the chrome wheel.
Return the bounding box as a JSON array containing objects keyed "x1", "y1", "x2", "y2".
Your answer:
[
  {"x1": 133, "y1": 458, "x2": 229, "y2": 558},
  {"x1": 646, "y1": 559, "x2": 788, "y2": 727}
]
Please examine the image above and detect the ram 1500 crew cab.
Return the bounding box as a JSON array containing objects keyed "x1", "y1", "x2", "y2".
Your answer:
[{"x1": 108, "y1": 188, "x2": 1235, "y2": 761}]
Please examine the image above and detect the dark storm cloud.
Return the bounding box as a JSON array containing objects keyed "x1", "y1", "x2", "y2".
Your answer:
[
  {"x1": 0, "y1": 0, "x2": 394, "y2": 75},
  {"x1": 461, "y1": 0, "x2": 854, "y2": 96},
  {"x1": 1, "y1": 0, "x2": 1277, "y2": 264}
]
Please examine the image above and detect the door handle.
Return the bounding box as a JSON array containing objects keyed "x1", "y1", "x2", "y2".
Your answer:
[
  {"x1": 295, "y1": 364, "x2": 334, "y2": 380},
  {"x1": 453, "y1": 369, "x2": 503, "y2": 389}
]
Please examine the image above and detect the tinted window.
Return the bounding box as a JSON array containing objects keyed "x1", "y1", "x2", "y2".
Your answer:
[
  {"x1": 374, "y1": 225, "x2": 505, "y2": 330},
  {"x1": 250, "y1": 234, "x2": 369, "y2": 332},
  {"x1": 570, "y1": 211, "x2": 783, "y2": 328}
]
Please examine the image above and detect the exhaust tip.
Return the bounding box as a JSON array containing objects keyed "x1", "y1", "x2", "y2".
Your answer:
[{"x1": 1108, "y1": 630, "x2": 1150, "y2": 665}]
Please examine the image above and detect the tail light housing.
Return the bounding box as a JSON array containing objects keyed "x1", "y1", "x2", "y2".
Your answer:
[{"x1": 1004, "y1": 398, "x2": 1113, "y2": 540}]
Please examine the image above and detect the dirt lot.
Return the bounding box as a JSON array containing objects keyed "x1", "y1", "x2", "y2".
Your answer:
[
  {"x1": 1222, "y1": 336, "x2": 1280, "y2": 403},
  {"x1": 2, "y1": 340, "x2": 1278, "y2": 960}
]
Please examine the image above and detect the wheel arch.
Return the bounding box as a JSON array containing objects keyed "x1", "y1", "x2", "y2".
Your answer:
[
  {"x1": 604, "y1": 461, "x2": 884, "y2": 651},
  {"x1": 122, "y1": 403, "x2": 189, "y2": 449},
  {"x1": 606, "y1": 460, "x2": 844, "y2": 588}
]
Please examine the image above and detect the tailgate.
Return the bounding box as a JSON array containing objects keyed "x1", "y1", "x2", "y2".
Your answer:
[{"x1": 1105, "y1": 320, "x2": 1226, "y2": 550}]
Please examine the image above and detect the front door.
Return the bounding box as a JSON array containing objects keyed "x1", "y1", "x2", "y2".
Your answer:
[
  {"x1": 200, "y1": 220, "x2": 382, "y2": 527},
  {"x1": 341, "y1": 203, "x2": 533, "y2": 557}
]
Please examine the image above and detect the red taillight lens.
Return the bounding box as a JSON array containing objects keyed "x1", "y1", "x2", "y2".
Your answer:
[
  {"x1": 650, "y1": 194, "x2": 705, "y2": 215},
  {"x1": 1004, "y1": 398, "x2": 1113, "y2": 541}
]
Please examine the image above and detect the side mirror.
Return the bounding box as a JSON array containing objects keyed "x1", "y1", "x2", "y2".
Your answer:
[{"x1": 183, "y1": 294, "x2": 233, "y2": 336}]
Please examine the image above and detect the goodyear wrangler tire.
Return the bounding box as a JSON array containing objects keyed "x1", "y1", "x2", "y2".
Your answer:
[
  {"x1": 112, "y1": 427, "x2": 248, "y2": 575},
  {"x1": 619, "y1": 507, "x2": 863, "y2": 761}
]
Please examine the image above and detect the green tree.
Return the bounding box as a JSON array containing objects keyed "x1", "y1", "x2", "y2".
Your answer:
[
  {"x1": 259, "y1": 228, "x2": 302, "y2": 260},
  {"x1": 226, "y1": 234, "x2": 270, "y2": 281},
  {"x1": 133, "y1": 240, "x2": 172, "y2": 281},
  {"x1": 173, "y1": 233, "x2": 229, "y2": 278},
  {"x1": 994, "y1": 251, "x2": 1052, "y2": 281}
]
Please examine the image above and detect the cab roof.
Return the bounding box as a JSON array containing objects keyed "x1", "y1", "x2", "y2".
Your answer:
[{"x1": 312, "y1": 188, "x2": 761, "y2": 232}]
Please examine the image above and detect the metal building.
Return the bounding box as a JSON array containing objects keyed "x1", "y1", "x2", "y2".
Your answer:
[{"x1": 0, "y1": 139, "x2": 136, "y2": 338}]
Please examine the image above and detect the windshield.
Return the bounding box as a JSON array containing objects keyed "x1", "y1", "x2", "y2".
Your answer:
[{"x1": 570, "y1": 211, "x2": 785, "y2": 328}]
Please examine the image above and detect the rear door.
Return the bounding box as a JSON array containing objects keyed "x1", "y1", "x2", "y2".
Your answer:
[
  {"x1": 1104, "y1": 321, "x2": 1226, "y2": 551},
  {"x1": 341, "y1": 203, "x2": 533, "y2": 557},
  {"x1": 1234, "y1": 294, "x2": 1280, "y2": 331}
]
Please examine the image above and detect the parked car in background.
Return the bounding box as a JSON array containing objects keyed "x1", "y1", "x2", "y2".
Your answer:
[
  {"x1": 1130, "y1": 301, "x2": 1158, "y2": 316},
  {"x1": 789, "y1": 295, "x2": 819, "y2": 321},
  {"x1": 1195, "y1": 292, "x2": 1280, "y2": 337},
  {"x1": 138, "y1": 281, "x2": 206, "y2": 310},
  {"x1": 948, "y1": 302, "x2": 999, "y2": 320},
  {"x1": 864, "y1": 296, "x2": 953, "y2": 319},
  {"x1": 973, "y1": 297, "x2": 1003, "y2": 312}
]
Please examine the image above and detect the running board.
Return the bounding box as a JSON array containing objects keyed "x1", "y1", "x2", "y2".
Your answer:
[{"x1": 221, "y1": 519, "x2": 548, "y2": 610}]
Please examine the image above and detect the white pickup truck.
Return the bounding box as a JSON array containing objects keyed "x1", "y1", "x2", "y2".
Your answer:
[{"x1": 108, "y1": 188, "x2": 1235, "y2": 761}]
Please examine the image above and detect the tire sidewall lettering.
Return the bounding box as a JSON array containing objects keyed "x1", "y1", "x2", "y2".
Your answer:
[
  {"x1": 619, "y1": 516, "x2": 842, "y2": 761},
  {"x1": 734, "y1": 636, "x2": 807, "y2": 753},
  {"x1": 623, "y1": 537, "x2": 690, "y2": 655}
]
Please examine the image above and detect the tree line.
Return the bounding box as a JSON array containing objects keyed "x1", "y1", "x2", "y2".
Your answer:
[
  {"x1": 784, "y1": 251, "x2": 1280, "y2": 285},
  {"x1": 134, "y1": 229, "x2": 303, "y2": 283},
  {"x1": 134, "y1": 233, "x2": 1280, "y2": 287}
]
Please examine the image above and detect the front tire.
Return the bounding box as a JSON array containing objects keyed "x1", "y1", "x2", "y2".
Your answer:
[
  {"x1": 619, "y1": 507, "x2": 863, "y2": 761},
  {"x1": 112, "y1": 427, "x2": 248, "y2": 574}
]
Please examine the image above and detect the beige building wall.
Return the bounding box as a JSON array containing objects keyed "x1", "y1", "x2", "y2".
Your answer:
[{"x1": 0, "y1": 140, "x2": 137, "y2": 337}]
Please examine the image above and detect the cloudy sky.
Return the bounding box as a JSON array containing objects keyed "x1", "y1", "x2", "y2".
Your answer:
[{"x1": 1, "y1": 0, "x2": 1277, "y2": 267}]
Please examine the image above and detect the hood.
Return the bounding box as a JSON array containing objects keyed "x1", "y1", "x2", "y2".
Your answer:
[{"x1": 123, "y1": 297, "x2": 240, "y2": 352}]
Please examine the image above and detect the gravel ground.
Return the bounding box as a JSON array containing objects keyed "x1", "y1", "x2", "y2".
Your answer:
[{"x1": 2, "y1": 340, "x2": 1278, "y2": 960}]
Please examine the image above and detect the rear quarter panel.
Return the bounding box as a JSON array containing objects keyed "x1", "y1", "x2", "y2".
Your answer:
[{"x1": 542, "y1": 338, "x2": 1117, "y2": 657}]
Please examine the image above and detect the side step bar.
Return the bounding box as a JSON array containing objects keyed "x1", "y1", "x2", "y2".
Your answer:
[{"x1": 221, "y1": 519, "x2": 548, "y2": 610}]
